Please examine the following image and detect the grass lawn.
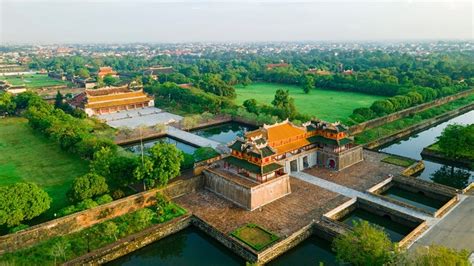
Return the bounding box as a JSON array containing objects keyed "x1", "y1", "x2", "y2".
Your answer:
[
  {"x1": 381, "y1": 155, "x2": 416, "y2": 168},
  {"x1": 2, "y1": 74, "x2": 71, "y2": 88},
  {"x1": 231, "y1": 224, "x2": 279, "y2": 251},
  {"x1": 0, "y1": 117, "x2": 89, "y2": 220},
  {"x1": 234, "y1": 82, "x2": 385, "y2": 123}
]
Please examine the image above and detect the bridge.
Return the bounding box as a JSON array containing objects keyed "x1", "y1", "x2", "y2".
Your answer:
[{"x1": 167, "y1": 126, "x2": 226, "y2": 153}]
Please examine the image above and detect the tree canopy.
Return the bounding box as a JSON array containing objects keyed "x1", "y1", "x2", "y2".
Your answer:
[
  {"x1": 0, "y1": 183, "x2": 51, "y2": 227},
  {"x1": 332, "y1": 221, "x2": 398, "y2": 266}
]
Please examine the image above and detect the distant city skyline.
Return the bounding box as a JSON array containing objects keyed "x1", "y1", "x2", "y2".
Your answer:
[{"x1": 1, "y1": 0, "x2": 472, "y2": 44}]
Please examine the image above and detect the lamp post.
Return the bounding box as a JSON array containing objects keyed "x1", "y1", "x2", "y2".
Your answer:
[{"x1": 86, "y1": 232, "x2": 90, "y2": 253}]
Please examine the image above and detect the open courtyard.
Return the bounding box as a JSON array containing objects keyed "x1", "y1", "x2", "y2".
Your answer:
[
  {"x1": 234, "y1": 82, "x2": 386, "y2": 123},
  {"x1": 0, "y1": 117, "x2": 89, "y2": 219},
  {"x1": 1, "y1": 73, "x2": 72, "y2": 88}
]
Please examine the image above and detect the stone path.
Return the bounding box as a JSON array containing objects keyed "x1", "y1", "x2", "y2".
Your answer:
[
  {"x1": 291, "y1": 171, "x2": 434, "y2": 223},
  {"x1": 167, "y1": 126, "x2": 222, "y2": 150},
  {"x1": 411, "y1": 195, "x2": 474, "y2": 252}
]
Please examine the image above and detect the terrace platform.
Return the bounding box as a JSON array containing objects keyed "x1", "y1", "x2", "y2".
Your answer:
[
  {"x1": 304, "y1": 150, "x2": 405, "y2": 191},
  {"x1": 175, "y1": 177, "x2": 349, "y2": 241},
  {"x1": 98, "y1": 107, "x2": 183, "y2": 128}
]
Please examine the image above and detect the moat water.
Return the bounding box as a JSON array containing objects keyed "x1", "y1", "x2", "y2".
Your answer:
[
  {"x1": 107, "y1": 227, "x2": 243, "y2": 266},
  {"x1": 124, "y1": 122, "x2": 256, "y2": 155},
  {"x1": 268, "y1": 235, "x2": 338, "y2": 266},
  {"x1": 340, "y1": 208, "x2": 414, "y2": 242},
  {"x1": 125, "y1": 136, "x2": 198, "y2": 155},
  {"x1": 382, "y1": 187, "x2": 446, "y2": 213},
  {"x1": 380, "y1": 110, "x2": 474, "y2": 189},
  {"x1": 191, "y1": 122, "x2": 257, "y2": 144}
]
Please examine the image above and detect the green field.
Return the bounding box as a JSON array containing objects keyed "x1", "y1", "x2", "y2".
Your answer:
[
  {"x1": 234, "y1": 82, "x2": 385, "y2": 122},
  {"x1": 1, "y1": 73, "x2": 71, "y2": 88},
  {"x1": 0, "y1": 117, "x2": 89, "y2": 220}
]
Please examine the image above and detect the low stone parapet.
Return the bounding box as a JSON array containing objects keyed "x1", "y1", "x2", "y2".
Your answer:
[{"x1": 64, "y1": 214, "x2": 193, "y2": 265}]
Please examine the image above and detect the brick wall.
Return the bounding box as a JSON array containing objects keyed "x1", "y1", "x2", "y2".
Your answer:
[{"x1": 0, "y1": 176, "x2": 203, "y2": 254}]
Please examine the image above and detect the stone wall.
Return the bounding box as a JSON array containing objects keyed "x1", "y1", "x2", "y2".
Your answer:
[
  {"x1": 203, "y1": 170, "x2": 291, "y2": 211},
  {"x1": 258, "y1": 223, "x2": 313, "y2": 264},
  {"x1": 402, "y1": 161, "x2": 426, "y2": 177},
  {"x1": 365, "y1": 102, "x2": 474, "y2": 149},
  {"x1": 349, "y1": 89, "x2": 474, "y2": 135},
  {"x1": 0, "y1": 176, "x2": 203, "y2": 254},
  {"x1": 191, "y1": 216, "x2": 258, "y2": 263},
  {"x1": 64, "y1": 214, "x2": 192, "y2": 265}
]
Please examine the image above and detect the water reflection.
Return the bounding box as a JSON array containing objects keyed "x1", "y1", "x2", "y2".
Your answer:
[
  {"x1": 430, "y1": 165, "x2": 471, "y2": 189},
  {"x1": 107, "y1": 227, "x2": 243, "y2": 266},
  {"x1": 192, "y1": 122, "x2": 257, "y2": 144},
  {"x1": 380, "y1": 110, "x2": 474, "y2": 188},
  {"x1": 125, "y1": 137, "x2": 197, "y2": 155}
]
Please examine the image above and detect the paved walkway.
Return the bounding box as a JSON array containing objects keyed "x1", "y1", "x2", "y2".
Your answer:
[
  {"x1": 291, "y1": 171, "x2": 434, "y2": 223},
  {"x1": 167, "y1": 126, "x2": 222, "y2": 150},
  {"x1": 411, "y1": 195, "x2": 474, "y2": 252}
]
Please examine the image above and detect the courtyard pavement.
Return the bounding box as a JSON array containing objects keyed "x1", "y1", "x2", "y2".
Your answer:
[
  {"x1": 175, "y1": 177, "x2": 349, "y2": 238},
  {"x1": 411, "y1": 195, "x2": 474, "y2": 252},
  {"x1": 97, "y1": 107, "x2": 183, "y2": 128},
  {"x1": 291, "y1": 171, "x2": 433, "y2": 222}
]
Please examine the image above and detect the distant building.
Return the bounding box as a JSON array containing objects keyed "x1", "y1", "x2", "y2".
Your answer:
[
  {"x1": 97, "y1": 67, "x2": 118, "y2": 78},
  {"x1": 69, "y1": 85, "x2": 154, "y2": 116},
  {"x1": 143, "y1": 66, "x2": 174, "y2": 80},
  {"x1": 266, "y1": 61, "x2": 289, "y2": 70},
  {"x1": 305, "y1": 68, "x2": 332, "y2": 75}
]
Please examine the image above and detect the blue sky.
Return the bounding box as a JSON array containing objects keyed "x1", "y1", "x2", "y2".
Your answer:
[{"x1": 1, "y1": 0, "x2": 472, "y2": 44}]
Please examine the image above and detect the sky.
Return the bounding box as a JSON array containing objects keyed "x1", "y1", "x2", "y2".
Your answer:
[{"x1": 0, "y1": 0, "x2": 472, "y2": 44}]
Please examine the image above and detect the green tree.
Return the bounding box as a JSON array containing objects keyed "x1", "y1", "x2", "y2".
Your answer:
[
  {"x1": 103, "y1": 74, "x2": 118, "y2": 86},
  {"x1": 75, "y1": 68, "x2": 90, "y2": 79},
  {"x1": 271, "y1": 89, "x2": 297, "y2": 119},
  {"x1": 0, "y1": 183, "x2": 51, "y2": 227},
  {"x1": 332, "y1": 221, "x2": 397, "y2": 266},
  {"x1": 0, "y1": 92, "x2": 16, "y2": 115},
  {"x1": 437, "y1": 124, "x2": 470, "y2": 161},
  {"x1": 147, "y1": 142, "x2": 183, "y2": 187},
  {"x1": 301, "y1": 75, "x2": 315, "y2": 94},
  {"x1": 90, "y1": 147, "x2": 115, "y2": 178},
  {"x1": 243, "y1": 99, "x2": 259, "y2": 115},
  {"x1": 98, "y1": 221, "x2": 119, "y2": 241},
  {"x1": 68, "y1": 173, "x2": 109, "y2": 202},
  {"x1": 54, "y1": 90, "x2": 64, "y2": 109},
  {"x1": 402, "y1": 245, "x2": 470, "y2": 266}
]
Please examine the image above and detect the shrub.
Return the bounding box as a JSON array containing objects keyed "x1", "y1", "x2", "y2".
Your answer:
[
  {"x1": 68, "y1": 173, "x2": 109, "y2": 202},
  {"x1": 95, "y1": 194, "x2": 113, "y2": 205},
  {"x1": 111, "y1": 189, "x2": 125, "y2": 200},
  {"x1": 9, "y1": 224, "x2": 30, "y2": 234}
]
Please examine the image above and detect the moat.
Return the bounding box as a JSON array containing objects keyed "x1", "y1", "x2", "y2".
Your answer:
[{"x1": 380, "y1": 110, "x2": 474, "y2": 189}]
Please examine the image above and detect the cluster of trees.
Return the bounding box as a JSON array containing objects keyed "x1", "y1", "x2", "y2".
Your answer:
[
  {"x1": 0, "y1": 183, "x2": 51, "y2": 228},
  {"x1": 243, "y1": 89, "x2": 310, "y2": 121},
  {"x1": 349, "y1": 84, "x2": 469, "y2": 123},
  {"x1": 23, "y1": 93, "x2": 115, "y2": 159},
  {"x1": 437, "y1": 124, "x2": 474, "y2": 162},
  {"x1": 333, "y1": 221, "x2": 470, "y2": 266},
  {"x1": 147, "y1": 82, "x2": 233, "y2": 114}
]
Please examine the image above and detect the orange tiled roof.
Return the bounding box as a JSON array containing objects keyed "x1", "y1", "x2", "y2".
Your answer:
[
  {"x1": 266, "y1": 123, "x2": 306, "y2": 142},
  {"x1": 86, "y1": 96, "x2": 152, "y2": 109},
  {"x1": 87, "y1": 91, "x2": 148, "y2": 103},
  {"x1": 274, "y1": 138, "x2": 310, "y2": 154}
]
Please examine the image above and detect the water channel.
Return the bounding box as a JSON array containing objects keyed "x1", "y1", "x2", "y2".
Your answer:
[
  {"x1": 340, "y1": 208, "x2": 414, "y2": 242},
  {"x1": 107, "y1": 227, "x2": 243, "y2": 266},
  {"x1": 379, "y1": 110, "x2": 474, "y2": 189},
  {"x1": 381, "y1": 187, "x2": 447, "y2": 213}
]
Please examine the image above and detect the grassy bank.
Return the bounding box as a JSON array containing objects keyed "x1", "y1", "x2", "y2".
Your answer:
[
  {"x1": 355, "y1": 94, "x2": 474, "y2": 145},
  {"x1": 0, "y1": 203, "x2": 186, "y2": 265},
  {"x1": 0, "y1": 117, "x2": 89, "y2": 219},
  {"x1": 234, "y1": 82, "x2": 385, "y2": 123}
]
